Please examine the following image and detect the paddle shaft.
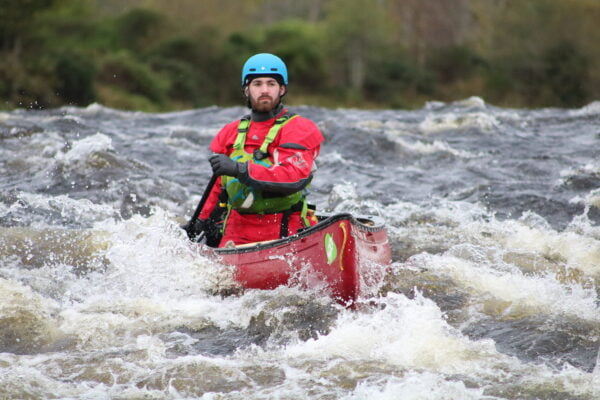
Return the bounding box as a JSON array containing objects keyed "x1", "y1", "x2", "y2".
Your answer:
[{"x1": 188, "y1": 174, "x2": 218, "y2": 224}]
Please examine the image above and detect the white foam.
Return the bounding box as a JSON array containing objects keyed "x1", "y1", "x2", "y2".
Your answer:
[
  {"x1": 456, "y1": 96, "x2": 487, "y2": 109},
  {"x1": 326, "y1": 181, "x2": 385, "y2": 216},
  {"x1": 589, "y1": 189, "x2": 600, "y2": 210},
  {"x1": 419, "y1": 112, "x2": 499, "y2": 134},
  {"x1": 99, "y1": 210, "x2": 237, "y2": 297},
  {"x1": 0, "y1": 361, "x2": 78, "y2": 398},
  {"x1": 276, "y1": 286, "x2": 596, "y2": 398},
  {"x1": 58, "y1": 102, "x2": 114, "y2": 117},
  {"x1": 560, "y1": 162, "x2": 600, "y2": 180},
  {"x1": 567, "y1": 190, "x2": 600, "y2": 210},
  {"x1": 424, "y1": 100, "x2": 446, "y2": 110},
  {"x1": 55, "y1": 209, "x2": 245, "y2": 347},
  {"x1": 500, "y1": 219, "x2": 600, "y2": 277},
  {"x1": 14, "y1": 192, "x2": 119, "y2": 225},
  {"x1": 570, "y1": 100, "x2": 600, "y2": 116},
  {"x1": 0, "y1": 278, "x2": 59, "y2": 348},
  {"x1": 58, "y1": 132, "x2": 113, "y2": 163},
  {"x1": 412, "y1": 250, "x2": 599, "y2": 321},
  {"x1": 379, "y1": 199, "x2": 600, "y2": 321},
  {"x1": 355, "y1": 119, "x2": 412, "y2": 135},
  {"x1": 319, "y1": 151, "x2": 363, "y2": 169},
  {"x1": 390, "y1": 137, "x2": 477, "y2": 158},
  {"x1": 384, "y1": 198, "x2": 600, "y2": 276},
  {"x1": 82, "y1": 102, "x2": 131, "y2": 116},
  {"x1": 285, "y1": 292, "x2": 500, "y2": 375},
  {"x1": 328, "y1": 181, "x2": 359, "y2": 204},
  {"x1": 341, "y1": 372, "x2": 485, "y2": 400}
]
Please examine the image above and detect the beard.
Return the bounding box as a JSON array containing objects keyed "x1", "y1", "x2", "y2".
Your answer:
[{"x1": 248, "y1": 93, "x2": 280, "y2": 112}]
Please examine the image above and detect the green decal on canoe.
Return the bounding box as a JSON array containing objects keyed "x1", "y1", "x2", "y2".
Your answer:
[{"x1": 325, "y1": 233, "x2": 337, "y2": 264}]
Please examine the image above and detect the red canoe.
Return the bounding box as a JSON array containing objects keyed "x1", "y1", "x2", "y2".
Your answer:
[{"x1": 204, "y1": 213, "x2": 391, "y2": 305}]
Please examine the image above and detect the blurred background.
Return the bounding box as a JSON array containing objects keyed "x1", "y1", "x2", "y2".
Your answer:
[{"x1": 1, "y1": 0, "x2": 598, "y2": 111}]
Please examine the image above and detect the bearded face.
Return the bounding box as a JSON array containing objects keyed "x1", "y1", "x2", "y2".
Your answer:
[{"x1": 245, "y1": 77, "x2": 286, "y2": 112}]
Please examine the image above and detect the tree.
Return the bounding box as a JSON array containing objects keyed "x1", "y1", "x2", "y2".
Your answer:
[
  {"x1": 543, "y1": 42, "x2": 589, "y2": 106},
  {"x1": 0, "y1": 0, "x2": 56, "y2": 52},
  {"x1": 261, "y1": 20, "x2": 326, "y2": 89},
  {"x1": 388, "y1": 0, "x2": 471, "y2": 67},
  {"x1": 323, "y1": 0, "x2": 388, "y2": 93}
]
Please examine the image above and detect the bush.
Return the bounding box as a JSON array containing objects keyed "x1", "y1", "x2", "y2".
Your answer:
[
  {"x1": 364, "y1": 48, "x2": 434, "y2": 105},
  {"x1": 260, "y1": 20, "x2": 326, "y2": 89},
  {"x1": 0, "y1": 0, "x2": 56, "y2": 50},
  {"x1": 54, "y1": 52, "x2": 96, "y2": 105},
  {"x1": 146, "y1": 36, "x2": 200, "y2": 65},
  {"x1": 96, "y1": 84, "x2": 160, "y2": 112},
  {"x1": 428, "y1": 46, "x2": 484, "y2": 84},
  {"x1": 543, "y1": 42, "x2": 589, "y2": 107},
  {"x1": 0, "y1": 55, "x2": 60, "y2": 109},
  {"x1": 150, "y1": 59, "x2": 202, "y2": 105},
  {"x1": 116, "y1": 8, "x2": 165, "y2": 52},
  {"x1": 97, "y1": 51, "x2": 167, "y2": 105}
]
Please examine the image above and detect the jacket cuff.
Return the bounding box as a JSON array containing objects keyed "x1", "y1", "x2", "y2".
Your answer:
[{"x1": 237, "y1": 162, "x2": 248, "y2": 179}]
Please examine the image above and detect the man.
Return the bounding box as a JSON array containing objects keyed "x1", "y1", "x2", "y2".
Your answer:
[{"x1": 184, "y1": 53, "x2": 324, "y2": 247}]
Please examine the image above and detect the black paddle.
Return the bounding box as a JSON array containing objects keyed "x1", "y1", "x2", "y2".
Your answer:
[{"x1": 184, "y1": 174, "x2": 218, "y2": 242}]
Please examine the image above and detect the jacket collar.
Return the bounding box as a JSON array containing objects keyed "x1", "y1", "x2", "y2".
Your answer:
[{"x1": 250, "y1": 103, "x2": 284, "y2": 122}]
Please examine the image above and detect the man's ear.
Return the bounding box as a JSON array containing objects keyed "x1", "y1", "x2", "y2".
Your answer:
[
  {"x1": 244, "y1": 86, "x2": 249, "y2": 97},
  {"x1": 280, "y1": 85, "x2": 286, "y2": 97}
]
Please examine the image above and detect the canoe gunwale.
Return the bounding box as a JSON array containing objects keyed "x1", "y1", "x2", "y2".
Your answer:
[{"x1": 213, "y1": 213, "x2": 385, "y2": 255}]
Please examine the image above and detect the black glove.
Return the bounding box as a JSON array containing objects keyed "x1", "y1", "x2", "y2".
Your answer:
[
  {"x1": 182, "y1": 218, "x2": 207, "y2": 241},
  {"x1": 209, "y1": 154, "x2": 241, "y2": 177}
]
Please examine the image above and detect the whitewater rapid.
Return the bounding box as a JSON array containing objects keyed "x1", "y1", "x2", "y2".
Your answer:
[{"x1": 1, "y1": 98, "x2": 599, "y2": 399}]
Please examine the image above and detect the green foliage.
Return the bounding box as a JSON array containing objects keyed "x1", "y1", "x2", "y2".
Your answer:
[
  {"x1": 322, "y1": 0, "x2": 388, "y2": 90},
  {"x1": 151, "y1": 58, "x2": 205, "y2": 106},
  {"x1": 364, "y1": 47, "x2": 434, "y2": 107},
  {"x1": 98, "y1": 51, "x2": 167, "y2": 106},
  {"x1": 0, "y1": 0, "x2": 598, "y2": 110},
  {"x1": 146, "y1": 36, "x2": 199, "y2": 65},
  {"x1": 96, "y1": 84, "x2": 160, "y2": 112},
  {"x1": 54, "y1": 52, "x2": 96, "y2": 105},
  {"x1": 543, "y1": 42, "x2": 589, "y2": 106},
  {"x1": 261, "y1": 20, "x2": 325, "y2": 89},
  {"x1": 429, "y1": 46, "x2": 485, "y2": 84},
  {"x1": 143, "y1": 37, "x2": 203, "y2": 105},
  {"x1": 0, "y1": 55, "x2": 57, "y2": 109},
  {"x1": 0, "y1": 0, "x2": 56, "y2": 49},
  {"x1": 482, "y1": 68, "x2": 514, "y2": 104},
  {"x1": 115, "y1": 8, "x2": 166, "y2": 52}
]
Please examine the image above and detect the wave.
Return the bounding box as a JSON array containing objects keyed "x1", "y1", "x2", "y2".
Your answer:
[{"x1": 419, "y1": 111, "x2": 500, "y2": 134}]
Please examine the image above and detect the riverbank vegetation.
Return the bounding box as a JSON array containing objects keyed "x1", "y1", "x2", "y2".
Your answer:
[{"x1": 1, "y1": 0, "x2": 598, "y2": 111}]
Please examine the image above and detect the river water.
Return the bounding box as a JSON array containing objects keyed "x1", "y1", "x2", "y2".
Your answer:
[{"x1": 1, "y1": 98, "x2": 599, "y2": 399}]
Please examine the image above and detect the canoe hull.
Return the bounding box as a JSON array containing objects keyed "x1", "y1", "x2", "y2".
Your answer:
[{"x1": 208, "y1": 213, "x2": 391, "y2": 304}]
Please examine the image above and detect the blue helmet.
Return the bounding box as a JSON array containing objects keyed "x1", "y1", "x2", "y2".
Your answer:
[{"x1": 241, "y1": 53, "x2": 288, "y2": 86}]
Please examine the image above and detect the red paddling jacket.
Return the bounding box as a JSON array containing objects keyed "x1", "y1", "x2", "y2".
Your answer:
[{"x1": 199, "y1": 108, "x2": 324, "y2": 246}]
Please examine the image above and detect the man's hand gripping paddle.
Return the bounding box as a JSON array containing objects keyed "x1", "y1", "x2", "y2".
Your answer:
[{"x1": 182, "y1": 174, "x2": 218, "y2": 243}]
